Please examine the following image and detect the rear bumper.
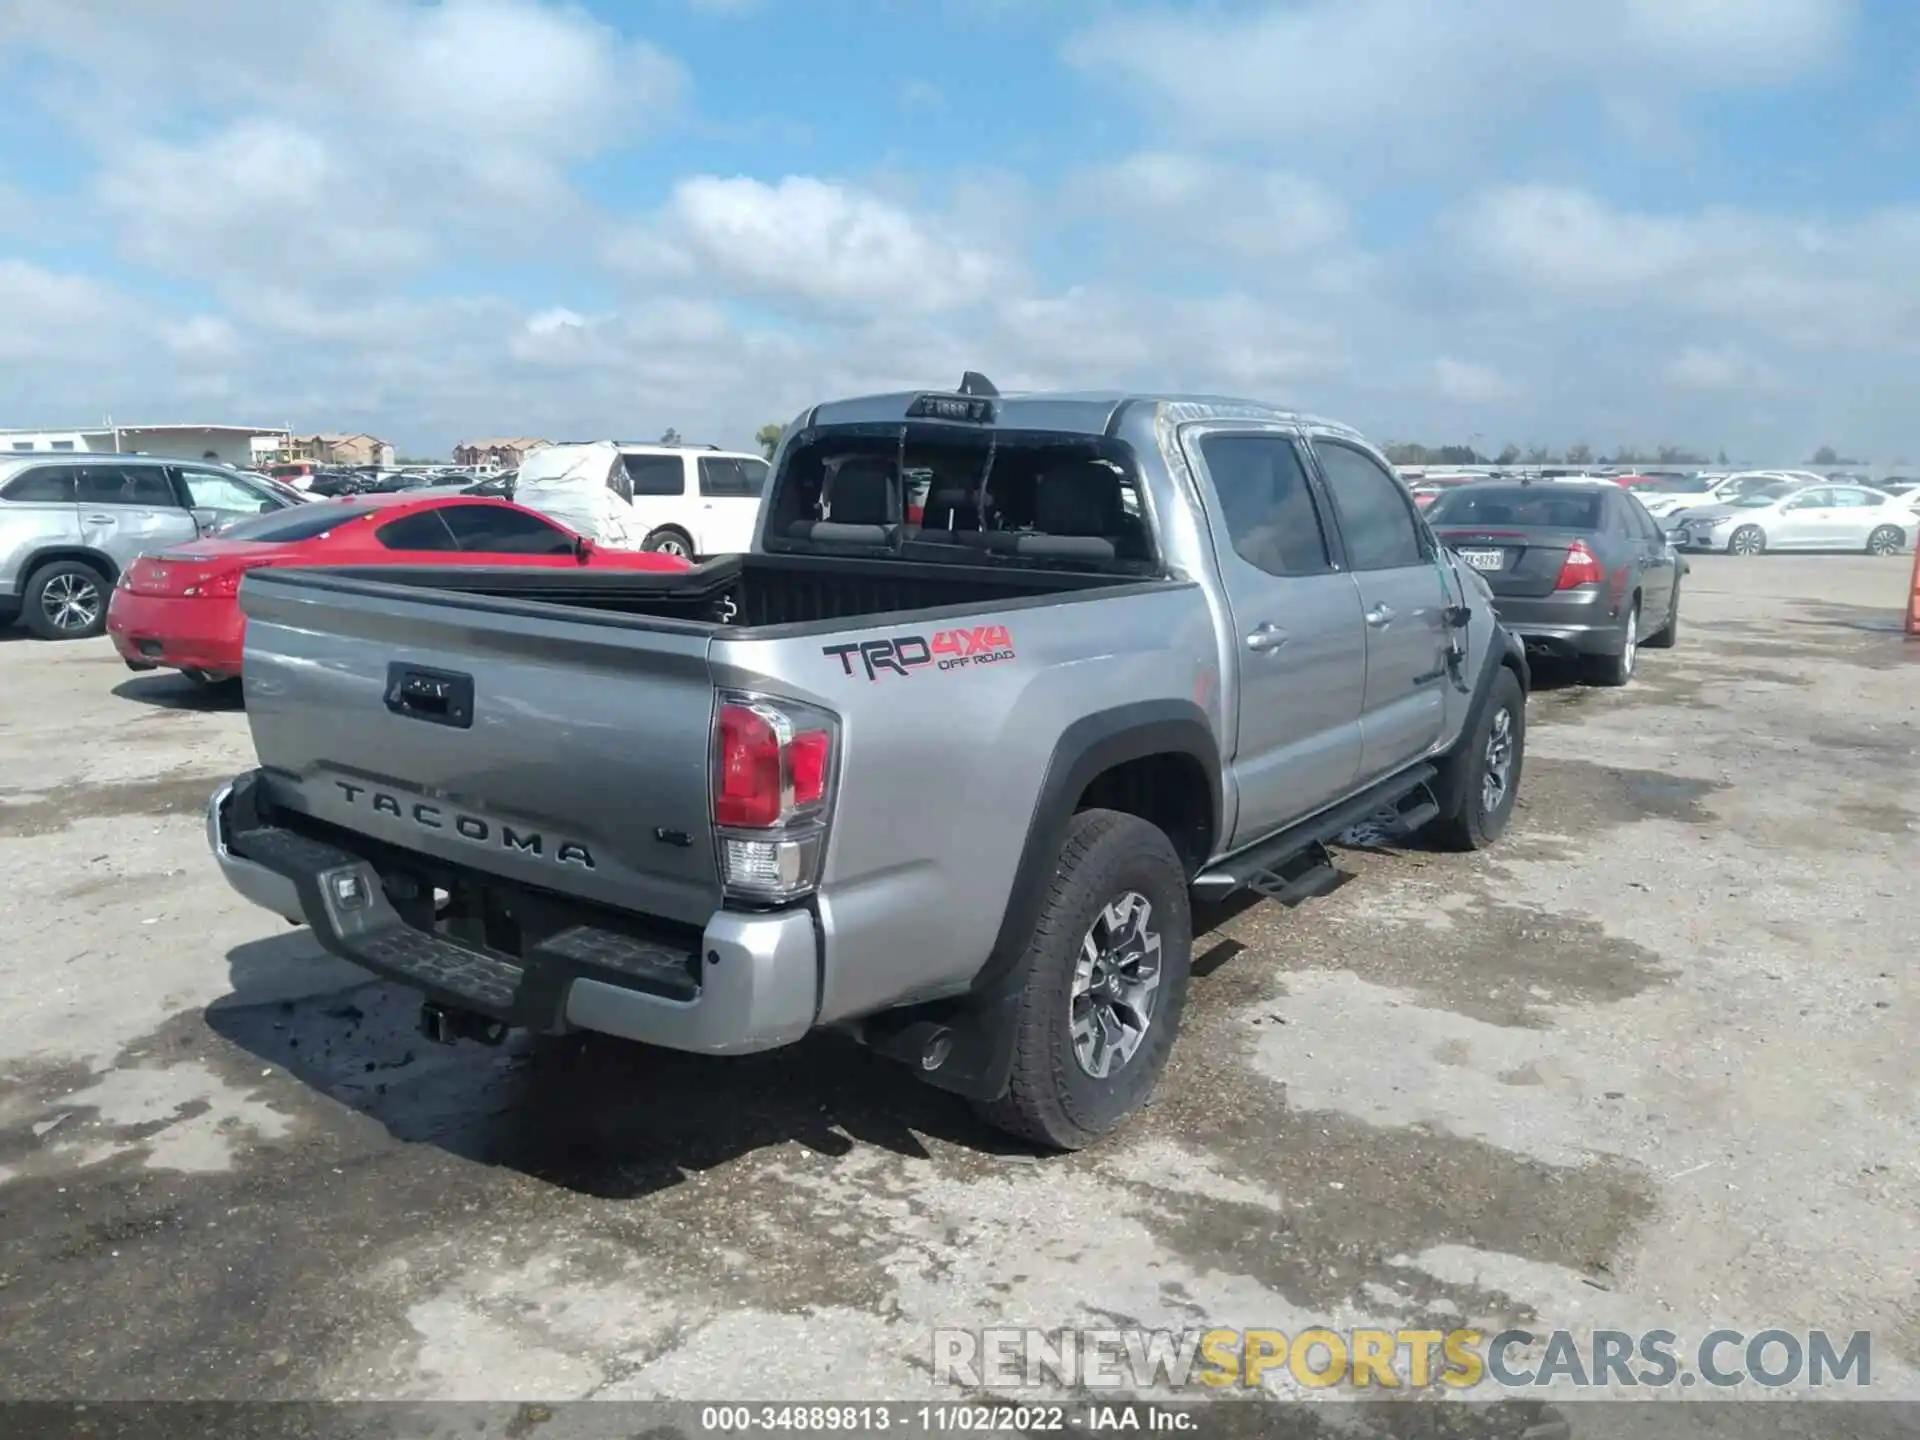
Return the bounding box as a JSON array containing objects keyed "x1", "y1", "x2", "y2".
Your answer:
[
  {"x1": 107, "y1": 593, "x2": 245, "y2": 677},
  {"x1": 1491, "y1": 589, "x2": 1625, "y2": 657},
  {"x1": 207, "y1": 773, "x2": 819, "y2": 1054}
]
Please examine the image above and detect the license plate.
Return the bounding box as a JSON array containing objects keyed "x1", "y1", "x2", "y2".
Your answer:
[{"x1": 1458, "y1": 548, "x2": 1504, "y2": 571}]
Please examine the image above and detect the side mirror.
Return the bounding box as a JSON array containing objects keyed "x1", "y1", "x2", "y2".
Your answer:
[
  {"x1": 190, "y1": 506, "x2": 222, "y2": 535},
  {"x1": 573, "y1": 535, "x2": 595, "y2": 564}
]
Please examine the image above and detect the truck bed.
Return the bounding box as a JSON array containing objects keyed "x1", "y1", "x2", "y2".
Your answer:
[
  {"x1": 258, "y1": 551, "x2": 1147, "y2": 635},
  {"x1": 231, "y1": 551, "x2": 1182, "y2": 936}
]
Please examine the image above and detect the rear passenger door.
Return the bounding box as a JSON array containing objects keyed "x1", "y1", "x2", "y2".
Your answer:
[
  {"x1": 1183, "y1": 427, "x2": 1366, "y2": 843},
  {"x1": 1, "y1": 466, "x2": 83, "y2": 597},
  {"x1": 1620, "y1": 492, "x2": 1676, "y2": 631},
  {"x1": 621, "y1": 453, "x2": 694, "y2": 551},
  {"x1": 1308, "y1": 437, "x2": 1451, "y2": 782},
  {"x1": 75, "y1": 462, "x2": 198, "y2": 567},
  {"x1": 696, "y1": 456, "x2": 769, "y2": 555}
]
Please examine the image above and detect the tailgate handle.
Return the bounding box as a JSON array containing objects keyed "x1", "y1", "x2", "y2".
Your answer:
[{"x1": 385, "y1": 664, "x2": 474, "y2": 729}]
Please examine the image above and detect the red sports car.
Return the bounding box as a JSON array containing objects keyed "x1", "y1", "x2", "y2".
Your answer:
[{"x1": 108, "y1": 493, "x2": 690, "y2": 685}]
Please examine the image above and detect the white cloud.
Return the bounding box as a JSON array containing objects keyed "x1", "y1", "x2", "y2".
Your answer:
[
  {"x1": 1456, "y1": 185, "x2": 1920, "y2": 352},
  {"x1": 1065, "y1": 153, "x2": 1348, "y2": 261},
  {"x1": 1432, "y1": 358, "x2": 1515, "y2": 405},
  {"x1": 8, "y1": 0, "x2": 683, "y2": 294},
  {"x1": 1065, "y1": 0, "x2": 1853, "y2": 153},
  {"x1": 607, "y1": 175, "x2": 1010, "y2": 318},
  {"x1": 1664, "y1": 345, "x2": 1784, "y2": 392}
]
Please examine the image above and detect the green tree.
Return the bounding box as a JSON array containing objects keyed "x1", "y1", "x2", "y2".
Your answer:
[
  {"x1": 659, "y1": 427, "x2": 682, "y2": 446},
  {"x1": 1495, "y1": 444, "x2": 1521, "y2": 466},
  {"x1": 1716, "y1": 449, "x2": 1729, "y2": 465},
  {"x1": 1565, "y1": 442, "x2": 1594, "y2": 466},
  {"x1": 1525, "y1": 445, "x2": 1556, "y2": 464},
  {"x1": 755, "y1": 422, "x2": 786, "y2": 460},
  {"x1": 1384, "y1": 442, "x2": 1434, "y2": 466},
  {"x1": 1809, "y1": 445, "x2": 1839, "y2": 465}
]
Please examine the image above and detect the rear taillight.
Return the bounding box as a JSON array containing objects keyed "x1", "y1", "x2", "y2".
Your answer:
[
  {"x1": 712, "y1": 692, "x2": 839, "y2": 902},
  {"x1": 1555, "y1": 539, "x2": 1606, "y2": 590},
  {"x1": 183, "y1": 561, "x2": 273, "y2": 598}
]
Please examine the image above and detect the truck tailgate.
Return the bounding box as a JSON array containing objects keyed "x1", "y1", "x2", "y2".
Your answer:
[{"x1": 238, "y1": 569, "x2": 723, "y2": 927}]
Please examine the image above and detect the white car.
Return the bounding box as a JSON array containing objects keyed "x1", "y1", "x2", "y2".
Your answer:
[
  {"x1": 1668, "y1": 483, "x2": 1911, "y2": 556},
  {"x1": 1639, "y1": 470, "x2": 1809, "y2": 519}
]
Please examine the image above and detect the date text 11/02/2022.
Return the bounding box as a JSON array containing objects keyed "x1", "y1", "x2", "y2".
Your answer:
[
  {"x1": 699, "y1": 1405, "x2": 1193, "y2": 1432},
  {"x1": 822, "y1": 626, "x2": 1017, "y2": 682}
]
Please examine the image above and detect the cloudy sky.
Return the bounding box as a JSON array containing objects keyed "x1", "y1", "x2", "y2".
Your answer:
[{"x1": 1, "y1": 0, "x2": 1915, "y2": 462}]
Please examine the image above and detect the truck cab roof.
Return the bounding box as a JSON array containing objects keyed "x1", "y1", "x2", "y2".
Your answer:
[{"x1": 803, "y1": 388, "x2": 1368, "y2": 444}]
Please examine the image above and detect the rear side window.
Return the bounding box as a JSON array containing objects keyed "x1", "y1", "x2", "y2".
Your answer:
[
  {"x1": 1425, "y1": 486, "x2": 1603, "y2": 530},
  {"x1": 1, "y1": 467, "x2": 75, "y2": 502},
  {"x1": 436, "y1": 504, "x2": 573, "y2": 555},
  {"x1": 1313, "y1": 441, "x2": 1426, "y2": 569},
  {"x1": 375, "y1": 510, "x2": 460, "y2": 551},
  {"x1": 699, "y1": 456, "x2": 766, "y2": 497},
  {"x1": 75, "y1": 465, "x2": 179, "y2": 507},
  {"x1": 1197, "y1": 433, "x2": 1333, "y2": 577},
  {"x1": 216, "y1": 504, "x2": 377, "y2": 542},
  {"x1": 623, "y1": 454, "x2": 685, "y2": 496}
]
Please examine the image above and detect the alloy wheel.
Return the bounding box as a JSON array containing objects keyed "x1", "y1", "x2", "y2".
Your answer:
[
  {"x1": 40, "y1": 573, "x2": 101, "y2": 633},
  {"x1": 1481, "y1": 706, "x2": 1516, "y2": 815},
  {"x1": 1068, "y1": 892, "x2": 1162, "y2": 1079}
]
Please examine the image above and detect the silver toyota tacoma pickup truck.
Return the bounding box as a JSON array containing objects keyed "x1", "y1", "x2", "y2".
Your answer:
[{"x1": 207, "y1": 376, "x2": 1529, "y2": 1148}]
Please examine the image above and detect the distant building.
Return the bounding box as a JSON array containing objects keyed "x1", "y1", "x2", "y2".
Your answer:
[
  {"x1": 454, "y1": 437, "x2": 549, "y2": 470},
  {"x1": 286, "y1": 433, "x2": 396, "y2": 468},
  {"x1": 0, "y1": 423, "x2": 292, "y2": 467}
]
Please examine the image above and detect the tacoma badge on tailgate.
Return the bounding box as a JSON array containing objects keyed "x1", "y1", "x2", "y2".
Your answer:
[{"x1": 332, "y1": 780, "x2": 596, "y2": 869}]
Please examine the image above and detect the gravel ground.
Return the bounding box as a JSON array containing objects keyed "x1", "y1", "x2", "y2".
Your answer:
[{"x1": 0, "y1": 554, "x2": 1915, "y2": 1433}]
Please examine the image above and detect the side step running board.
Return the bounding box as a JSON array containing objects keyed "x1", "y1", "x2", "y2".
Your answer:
[{"x1": 1193, "y1": 764, "x2": 1437, "y2": 903}]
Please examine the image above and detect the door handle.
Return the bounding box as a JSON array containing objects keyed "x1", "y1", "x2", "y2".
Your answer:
[
  {"x1": 84, "y1": 514, "x2": 116, "y2": 525},
  {"x1": 1244, "y1": 623, "x2": 1288, "y2": 653},
  {"x1": 1365, "y1": 604, "x2": 1395, "y2": 628}
]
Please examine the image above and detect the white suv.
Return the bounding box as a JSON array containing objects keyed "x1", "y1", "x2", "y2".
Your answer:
[{"x1": 613, "y1": 446, "x2": 769, "y2": 558}]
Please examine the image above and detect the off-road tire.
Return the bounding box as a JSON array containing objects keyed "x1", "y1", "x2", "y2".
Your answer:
[
  {"x1": 1427, "y1": 666, "x2": 1526, "y2": 852},
  {"x1": 642, "y1": 527, "x2": 694, "y2": 559},
  {"x1": 23, "y1": 559, "x2": 110, "y2": 640},
  {"x1": 1643, "y1": 580, "x2": 1680, "y2": 649},
  {"x1": 974, "y1": 809, "x2": 1192, "y2": 1151}
]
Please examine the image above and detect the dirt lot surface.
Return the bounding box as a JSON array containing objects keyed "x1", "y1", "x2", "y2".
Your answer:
[{"x1": 0, "y1": 555, "x2": 1915, "y2": 1433}]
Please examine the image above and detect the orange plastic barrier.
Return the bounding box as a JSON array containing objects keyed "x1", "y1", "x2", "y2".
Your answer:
[{"x1": 1909, "y1": 543, "x2": 1920, "y2": 638}]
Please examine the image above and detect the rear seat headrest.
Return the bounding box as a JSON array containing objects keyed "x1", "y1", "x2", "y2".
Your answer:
[
  {"x1": 1034, "y1": 461, "x2": 1125, "y2": 537},
  {"x1": 825, "y1": 457, "x2": 900, "y2": 525}
]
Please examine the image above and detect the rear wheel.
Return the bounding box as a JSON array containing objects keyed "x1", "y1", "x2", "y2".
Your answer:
[
  {"x1": 1866, "y1": 525, "x2": 1903, "y2": 556},
  {"x1": 1428, "y1": 667, "x2": 1526, "y2": 851},
  {"x1": 1643, "y1": 579, "x2": 1680, "y2": 649},
  {"x1": 642, "y1": 527, "x2": 694, "y2": 559},
  {"x1": 974, "y1": 809, "x2": 1192, "y2": 1151},
  {"x1": 1728, "y1": 525, "x2": 1766, "y2": 557},
  {"x1": 1584, "y1": 599, "x2": 1638, "y2": 687},
  {"x1": 24, "y1": 560, "x2": 110, "y2": 640}
]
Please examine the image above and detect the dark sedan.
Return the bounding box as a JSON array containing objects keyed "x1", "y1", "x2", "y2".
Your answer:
[{"x1": 1424, "y1": 480, "x2": 1686, "y2": 686}]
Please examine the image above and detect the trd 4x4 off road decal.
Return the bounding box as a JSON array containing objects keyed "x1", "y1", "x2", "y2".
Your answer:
[{"x1": 823, "y1": 625, "x2": 1017, "y2": 681}]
